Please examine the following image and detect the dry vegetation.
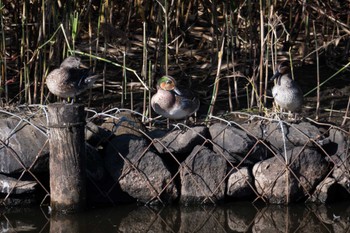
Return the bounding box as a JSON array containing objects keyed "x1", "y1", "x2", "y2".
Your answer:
[{"x1": 0, "y1": 0, "x2": 349, "y2": 123}]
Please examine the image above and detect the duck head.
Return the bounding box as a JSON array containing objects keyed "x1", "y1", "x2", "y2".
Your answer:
[
  {"x1": 270, "y1": 61, "x2": 291, "y2": 85},
  {"x1": 60, "y1": 56, "x2": 89, "y2": 69},
  {"x1": 156, "y1": 75, "x2": 183, "y2": 96}
]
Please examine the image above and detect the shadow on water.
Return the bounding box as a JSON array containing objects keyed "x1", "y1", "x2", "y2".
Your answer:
[{"x1": 1, "y1": 202, "x2": 350, "y2": 232}]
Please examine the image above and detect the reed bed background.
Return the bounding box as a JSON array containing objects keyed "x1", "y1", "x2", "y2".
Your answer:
[{"x1": 0, "y1": 0, "x2": 349, "y2": 124}]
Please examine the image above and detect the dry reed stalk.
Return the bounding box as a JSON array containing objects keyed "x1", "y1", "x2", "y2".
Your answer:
[
  {"x1": 142, "y1": 21, "x2": 148, "y2": 122},
  {"x1": 175, "y1": 0, "x2": 181, "y2": 65},
  {"x1": 0, "y1": 0, "x2": 8, "y2": 104},
  {"x1": 147, "y1": 60, "x2": 152, "y2": 125},
  {"x1": 100, "y1": 0, "x2": 108, "y2": 109},
  {"x1": 258, "y1": 0, "x2": 264, "y2": 113},
  {"x1": 207, "y1": 38, "x2": 225, "y2": 120},
  {"x1": 302, "y1": 1, "x2": 350, "y2": 35},
  {"x1": 38, "y1": 0, "x2": 47, "y2": 105},
  {"x1": 122, "y1": 52, "x2": 126, "y2": 108},
  {"x1": 313, "y1": 21, "x2": 320, "y2": 121},
  {"x1": 223, "y1": 3, "x2": 232, "y2": 112},
  {"x1": 341, "y1": 97, "x2": 350, "y2": 127},
  {"x1": 328, "y1": 100, "x2": 334, "y2": 122}
]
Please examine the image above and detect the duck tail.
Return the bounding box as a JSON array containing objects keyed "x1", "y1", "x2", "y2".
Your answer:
[{"x1": 83, "y1": 74, "x2": 101, "y2": 87}]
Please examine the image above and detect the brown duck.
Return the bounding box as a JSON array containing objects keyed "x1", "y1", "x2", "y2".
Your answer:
[{"x1": 46, "y1": 56, "x2": 100, "y2": 99}]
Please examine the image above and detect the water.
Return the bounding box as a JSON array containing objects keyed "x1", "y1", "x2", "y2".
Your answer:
[{"x1": 1, "y1": 201, "x2": 349, "y2": 232}]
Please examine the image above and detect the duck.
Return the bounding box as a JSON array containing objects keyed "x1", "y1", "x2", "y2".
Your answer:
[
  {"x1": 270, "y1": 61, "x2": 303, "y2": 113},
  {"x1": 46, "y1": 56, "x2": 100, "y2": 99},
  {"x1": 151, "y1": 75, "x2": 200, "y2": 120}
]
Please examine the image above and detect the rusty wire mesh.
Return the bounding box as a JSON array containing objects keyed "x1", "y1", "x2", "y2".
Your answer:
[{"x1": 0, "y1": 105, "x2": 349, "y2": 208}]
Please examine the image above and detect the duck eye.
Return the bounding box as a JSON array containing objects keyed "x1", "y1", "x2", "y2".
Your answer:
[{"x1": 166, "y1": 80, "x2": 172, "y2": 85}]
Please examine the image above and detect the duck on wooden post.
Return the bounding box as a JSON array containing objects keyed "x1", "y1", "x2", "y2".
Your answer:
[
  {"x1": 46, "y1": 56, "x2": 100, "y2": 100},
  {"x1": 270, "y1": 61, "x2": 303, "y2": 116},
  {"x1": 46, "y1": 56, "x2": 100, "y2": 213},
  {"x1": 151, "y1": 75, "x2": 200, "y2": 120}
]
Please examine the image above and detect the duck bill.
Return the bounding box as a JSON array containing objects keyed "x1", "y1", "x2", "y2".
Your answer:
[
  {"x1": 173, "y1": 87, "x2": 183, "y2": 96},
  {"x1": 79, "y1": 63, "x2": 89, "y2": 69},
  {"x1": 270, "y1": 71, "x2": 281, "y2": 81}
]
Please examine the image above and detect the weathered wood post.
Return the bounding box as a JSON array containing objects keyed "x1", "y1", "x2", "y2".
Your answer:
[{"x1": 48, "y1": 103, "x2": 86, "y2": 213}]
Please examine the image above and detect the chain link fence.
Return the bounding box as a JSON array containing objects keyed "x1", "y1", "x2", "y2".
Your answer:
[{"x1": 0, "y1": 105, "x2": 349, "y2": 207}]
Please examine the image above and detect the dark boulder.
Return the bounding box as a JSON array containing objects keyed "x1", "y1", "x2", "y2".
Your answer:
[
  {"x1": 0, "y1": 117, "x2": 49, "y2": 174},
  {"x1": 0, "y1": 174, "x2": 37, "y2": 195},
  {"x1": 180, "y1": 145, "x2": 227, "y2": 204},
  {"x1": 119, "y1": 150, "x2": 178, "y2": 205},
  {"x1": 253, "y1": 147, "x2": 330, "y2": 204},
  {"x1": 153, "y1": 126, "x2": 209, "y2": 156},
  {"x1": 226, "y1": 167, "x2": 255, "y2": 199},
  {"x1": 104, "y1": 134, "x2": 147, "y2": 181},
  {"x1": 209, "y1": 123, "x2": 268, "y2": 165},
  {"x1": 100, "y1": 112, "x2": 147, "y2": 138},
  {"x1": 104, "y1": 134, "x2": 178, "y2": 204},
  {"x1": 326, "y1": 128, "x2": 350, "y2": 194},
  {"x1": 265, "y1": 121, "x2": 322, "y2": 153}
]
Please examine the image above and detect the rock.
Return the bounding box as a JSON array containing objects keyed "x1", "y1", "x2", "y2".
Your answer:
[
  {"x1": 101, "y1": 135, "x2": 150, "y2": 204},
  {"x1": 0, "y1": 174, "x2": 37, "y2": 194},
  {"x1": 85, "y1": 121, "x2": 112, "y2": 147},
  {"x1": 86, "y1": 143, "x2": 105, "y2": 181},
  {"x1": 326, "y1": 128, "x2": 350, "y2": 194},
  {"x1": 0, "y1": 195, "x2": 38, "y2": 206},
  {"x1": 327, "y1": 128, "x2": 348, "y2": 156},
  {"x1": 265, "y1": 121, "x2": 322, "y2": 153},
  {"x1": 119, "y1": 150, "x2": 178, "y2": 205},
  {"x1": 309, "y1": 177, "x2": 336, "y2": 203},
  {"x1": 332, "y1": 162, "x2": 350, "y2": 194},
  {"x1": 153, "y1": 126, "x2": 209, "y2": 156},
  {"x1": 147, "y1": 128, "x2": 169, "y2": 139},
  {"x1": 104, "y1": 135, "x2": 148, "y2": 181},
  {"x1": 0, "y1": 117, "x2": 49, "y2": 174},
  {"x1": 209, "y1": 123, "x2": 267, "y2": 165},
  {"x1": 100, "y1": 112, "x2": 147, "y2": 138},
  {"x1": 227, "y1": 167, "x2": 254, "y2": 199},
  {"x1": 241, "y1": 120, "x2": 265, "y2": 139},
  {"x1": 253, "y1": 147, "x2": 330, "y2": 204},
  {"x1": 307, "y1": 177, "x2": 344, "y2": 203},
  {"x1": 86, "y1": 172, "x2": 134, "y2": 205},
  {"x1": 104, "y1": 134, "x2": 178, "y2": 204},
  {"x1": 180, "y1": 146, "x2": 227, "y2": 204},
  {"x1": 0, "y1": 174, "x2": 38, "y2": 206}
]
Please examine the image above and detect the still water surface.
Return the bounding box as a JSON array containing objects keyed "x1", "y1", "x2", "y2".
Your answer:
[{"x1": 1, "y1": 201, "x2": 349, "y2": 232}]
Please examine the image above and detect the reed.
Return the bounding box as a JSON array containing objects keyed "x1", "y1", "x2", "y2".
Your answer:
[{"x1": 0, "y1": 0, "x2": 349, "y2": 125}]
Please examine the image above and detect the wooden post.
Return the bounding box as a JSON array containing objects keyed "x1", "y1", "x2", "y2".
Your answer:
[{"x1": 48, "y1": 103, "x2": 86, "y2": 213}]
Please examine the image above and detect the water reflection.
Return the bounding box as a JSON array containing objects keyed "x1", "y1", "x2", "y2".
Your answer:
[{"x1": 0, "y1": 202, "x2": 349, "y2": 232}]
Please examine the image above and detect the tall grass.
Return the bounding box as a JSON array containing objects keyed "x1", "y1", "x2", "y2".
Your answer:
[{"x1": 0, "y1": 0, "x2": 349, "y2": 122}]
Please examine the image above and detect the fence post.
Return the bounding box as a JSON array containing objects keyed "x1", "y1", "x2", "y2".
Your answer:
[{"x1": 47, "y1": 103, "x2": 86, "y2": 213}]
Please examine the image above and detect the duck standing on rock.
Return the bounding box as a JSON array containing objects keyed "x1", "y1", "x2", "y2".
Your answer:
[
  {"x1": 46, "y1": 56, "x2": 100, "y2": 99},
  {"x1": 270, "y1": 61, "x2": 303, "y2": 114},
  {"x1": 151, "y1": 75, "x2": 200, "y2": 120}
]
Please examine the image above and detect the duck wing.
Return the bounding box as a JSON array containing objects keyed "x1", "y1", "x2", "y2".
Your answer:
[{"x1": 65, "y1": 68, "x2": 95, "y2": 87}]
